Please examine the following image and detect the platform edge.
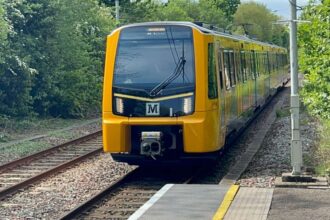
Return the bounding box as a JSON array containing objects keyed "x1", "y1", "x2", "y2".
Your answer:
[
  {"x1": 128, "y1": 184, "x2": 174, "y2": 220},
  {"x1": 212, "y1": 185, "x2": 240, "y2": 220}
]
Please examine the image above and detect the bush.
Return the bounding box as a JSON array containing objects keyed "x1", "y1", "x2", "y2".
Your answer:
[{"x1": 299, "y1": 1, "x2": 330, "y2": 119}]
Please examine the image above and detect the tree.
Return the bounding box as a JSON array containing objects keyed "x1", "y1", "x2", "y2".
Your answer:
[
  {"x1": 154, "y1": 0, "x2": 228, "y2": 28},
  {"x1": 0, "y1": 0, "x2": 115, "y2": 118},
  {"x1": 0, "y1": 0, "x2": 8, "y2": 48},
  {"x1": 232, "y1": 2, "x2": 288, "y2": 46},
  {"x1": 31, "y1": 0, "x2": 115, "y2": 117},
  {"x1": 156, "y1": 0, "x2": 193, "y2": 21},
  {"x1": 299, "y1": 0, "x2": 330, "y2": 119},
  {"x1": 120, "y1": 0, "x2": 161, "y2": 23},
  {"x1": 213, "y1": 0, "x2": 240, "y2": 22},
  {"x1": 198, "y1": 0, "x2": 227, "y2": 27},
  {"x1": 0, "y1": 0, "x2": 36, "y2": 116}
]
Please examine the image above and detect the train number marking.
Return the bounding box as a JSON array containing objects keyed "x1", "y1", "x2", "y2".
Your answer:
[{"x1": 146, "y1": 103, "x2": 160, "y2": 116}]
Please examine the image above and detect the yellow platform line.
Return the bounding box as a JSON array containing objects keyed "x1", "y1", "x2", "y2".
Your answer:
[{"x1": 213, "y1": 185, "x2": 240, "y2": 220}]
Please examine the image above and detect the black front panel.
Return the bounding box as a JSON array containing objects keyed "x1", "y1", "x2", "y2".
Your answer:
[{"x1": 130, "y1": 125, "x2": 183, "y2": 158}]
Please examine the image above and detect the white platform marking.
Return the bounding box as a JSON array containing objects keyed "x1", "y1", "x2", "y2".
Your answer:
[{"x1": 128, "y1": 184, "x2": 174, "y2": 220}]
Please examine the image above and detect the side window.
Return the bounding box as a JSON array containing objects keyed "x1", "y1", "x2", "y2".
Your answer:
[
  {"x1": 270, "y1": 53, "x2": 274, "y2": 72},
  {"x1": 217, "y1": 49, "x2": 224, "y2": 90},
  {"x1": 255, "y1": 52, "x2": 260, "y2": 77},
  {"x1": 250, "y1": 52, "x2": 255, "y2": 79},
  {"x1": 245, "y1": 52, "x2": 251, "y2": 80},
  {"x1": 235, "y1": 51, "x2": 241, "y2": 83},
  {"x1": 208, "y1": 43, "x2": 218, "y2": 99},
  {"x1": 223, "y1": 51, "x2": 231, "y2": 90},
  {"x1": 265, "y1": 53, "x2": 269, "y2": 74},
  {"x1": 240, "y1": 51, "x2": 247, "y2": 82},
  {"x1": 229, "y1": 51, "x2": 236, "y2": 86}
]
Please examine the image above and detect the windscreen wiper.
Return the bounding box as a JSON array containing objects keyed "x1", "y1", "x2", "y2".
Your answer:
[{"x1": 149, "y1": 57, "x2": 186, "y2": 97}]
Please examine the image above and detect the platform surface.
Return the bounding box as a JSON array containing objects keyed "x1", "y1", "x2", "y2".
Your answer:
[
  {"x1": 267, "y1": 187, "x2": 330, "y2": 220},
  {"x1": 129, "y1": 183, "x2": 330, "y2": 220},
  {"x1": 224, "y1": 187, "x2": 273, "y2": 220},
  {"x1": 129, "y1": 184, "x2": 229, "y2": 220}
]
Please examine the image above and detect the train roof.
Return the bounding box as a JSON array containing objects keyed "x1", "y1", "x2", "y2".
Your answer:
[{"x1": 112, "y1": 21, "x2": 286, "y2": 51}]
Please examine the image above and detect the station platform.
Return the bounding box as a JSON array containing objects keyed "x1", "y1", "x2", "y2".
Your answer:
[{"x1": 128, "y1": 183, "x2": 330, "y2": 220}]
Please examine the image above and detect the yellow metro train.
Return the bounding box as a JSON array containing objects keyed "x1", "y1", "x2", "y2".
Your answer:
[{"x1": 102, "y1": 22, "x2": 288, "y2": 165}]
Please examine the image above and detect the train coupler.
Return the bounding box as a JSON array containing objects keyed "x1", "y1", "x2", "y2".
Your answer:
[{"x1": 140, "y1": 131, "x2": 164, "y2": 159}]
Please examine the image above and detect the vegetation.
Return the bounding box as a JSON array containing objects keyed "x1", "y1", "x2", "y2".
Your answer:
[
  {"x1": 299, "y1": 0, "x2": 330, "y2": 119},
  {"x1": 0, "y1": 0, "x2": 115, "y2": 118},
  {"x1": 315, "y1": 121, "x2": 330, "y2": 175},
  {"x1": 232, "y1": 2, "x2": 289, "y2": 47},
  {"x1": 0, "y1": 0, "x2": 291, "y2": 119},
  {"x1": 0, "y1": 115, "x2": 97, "y2": 143},
  {"x1": 298, "y1": 0, "x2": 330, "y2": 175}
]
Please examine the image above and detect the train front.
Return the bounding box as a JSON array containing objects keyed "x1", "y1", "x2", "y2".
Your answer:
[{"x1": 102, "y1": 23, "x2": 221, "y2": 165}]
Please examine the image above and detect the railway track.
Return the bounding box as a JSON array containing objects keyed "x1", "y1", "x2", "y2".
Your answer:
[
  {"x1": 60, "y1": 166, "x2": 202, "y2": 220},
  {"x1": 0, "y1": 130, "x2": 102, "y2": 200},
  {"x1": 59, "y1": 88, "x2": 289, "y2": 220}
]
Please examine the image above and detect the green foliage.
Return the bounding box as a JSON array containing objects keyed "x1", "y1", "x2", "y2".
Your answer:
[
  {"x1": 299, "y1": 0, "x2": 330, "y2": 119},
  {"x1": 156, "y1": 0, "x2": 193, "y2": 21},
  {"x1": 276, "y1": 108, "x2": 291, "y2": 118},
  {"x1": 153, "y1": 0, "x2": 228, "y2": 28},
  {"x1": 0, "y1": 0, "x2": 8, "y2": 46},
  {"x1": 0, "y1": 0, "x2": 240, "y2": 119},
  {"x1": 0, "y1": 0, "x2": 38, "y2": 116},
  {"x1": 0, "y1": 0, "x2": 115, "y2": 118},
  {"x1": 213, "y1": 0, "x2": 240, "y2": 22},
  {"x1": 314, "y1": 120, "x2": 330, "y2": 175},
  {"x1": 33, "y1": 0, "x2": 115, "y2": 117},
  {"x1": 198, "y1": 0, "x2": 227, "y2": 27},
  {"x1": 232, "y1": 2, "x2": 288, "y2": 47},
  {"x1": 102, "y1": 0, "x2": 235, "y2": 29},
  {"x1": 121, "y1": 0, "x2": 161, "y2": 23}
]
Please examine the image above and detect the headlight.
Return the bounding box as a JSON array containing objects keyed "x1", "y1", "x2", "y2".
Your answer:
[
  {"x1": 183, "y1": 97, "x2": 192, "y2": 114},
  {"x1": 115, "y1": 97, "x2": 124, "y2": 114}
]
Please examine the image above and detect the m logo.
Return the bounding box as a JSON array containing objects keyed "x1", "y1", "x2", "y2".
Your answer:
[{"x1": 146, "y1": 103, "x2": 160, "y2": 116}]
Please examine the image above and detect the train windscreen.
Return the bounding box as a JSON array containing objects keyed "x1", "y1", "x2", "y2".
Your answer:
[{"x1": 113, "y1": 25, "x2": 195, "y2": 97}]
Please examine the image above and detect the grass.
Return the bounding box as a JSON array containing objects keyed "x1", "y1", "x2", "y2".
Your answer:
[
  {"x1": 49, "y1": 130, "x2": 76, "y2": 139},
  {"x1": 0, "y1": 116, "x2": 93, "y2": 143},
  {"x1": 315, "y1": 120, "x2": 330, "y2": 176},
  {"x1": 303, "y1": 154, "x2": 314, "y2": 167},
  {"x1": 0, "y1": 140, "x2": 49, "y2": 158},
  {"x1": 276, "y1": 107, "x2": 291, "y2": 118},
  {"x1": 0, "y1": 116, "x2": 100, "y2": 162}
]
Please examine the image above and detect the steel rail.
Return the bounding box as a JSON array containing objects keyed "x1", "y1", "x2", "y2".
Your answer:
[
  {"x1": 59, "y1": 166, "x2": 203, "y2": 220},
  {"x1": 0, "y1": 130, "x2": 102, "y2": 200},
  {"x1": 59, "y1": 82, "x2": 291, "y2": 220},
  {"x1": 60, "y1": 168, "x2": 140, "y2": 220},
  {"x1": 0, "y1": 130, "x2": 101, "y2": 173}
]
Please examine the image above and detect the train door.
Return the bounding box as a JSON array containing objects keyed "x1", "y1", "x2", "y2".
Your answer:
[
  {"x1": 240, "y1": 51, "x2": 250, "y2": 112},
  {"x1": 215, "y1": 42, "x2": 226, "y2": 147},
  {"x1": 234, "y1": 51, "x2": 243, "y2": 116},
  {"x1": 228, "y1": 50, "x2": 238, "y2": 121},
  {"x1": 266, "y1": 52, "x2": 274, "y2": 95},
  {"x1": 251, "y1": 50, "x2": 258, "y2": 107}
]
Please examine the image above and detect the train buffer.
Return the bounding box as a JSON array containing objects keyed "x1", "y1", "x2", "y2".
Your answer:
[{"x1": 128, "y1": 181, "x2": 330, "y2": 220}]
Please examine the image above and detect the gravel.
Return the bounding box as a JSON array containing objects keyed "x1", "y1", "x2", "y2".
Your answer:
[
  {"x1": 0, "y1": 153, "x2": 135, "y2": 219},
  {"x1": 0, "y1": 86, "x2": 320, "y2": 219},
  {"x1": 238, "y1": 91, "x2": 319, "y2": 188},
  {"x1": 192, "y1": 88, "x2": 289, "y2": 184}
]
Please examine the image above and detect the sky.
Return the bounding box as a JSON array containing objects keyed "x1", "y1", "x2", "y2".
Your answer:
[{"x1": 241, "y1": 0, "x2": 310, "y2": 19}]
